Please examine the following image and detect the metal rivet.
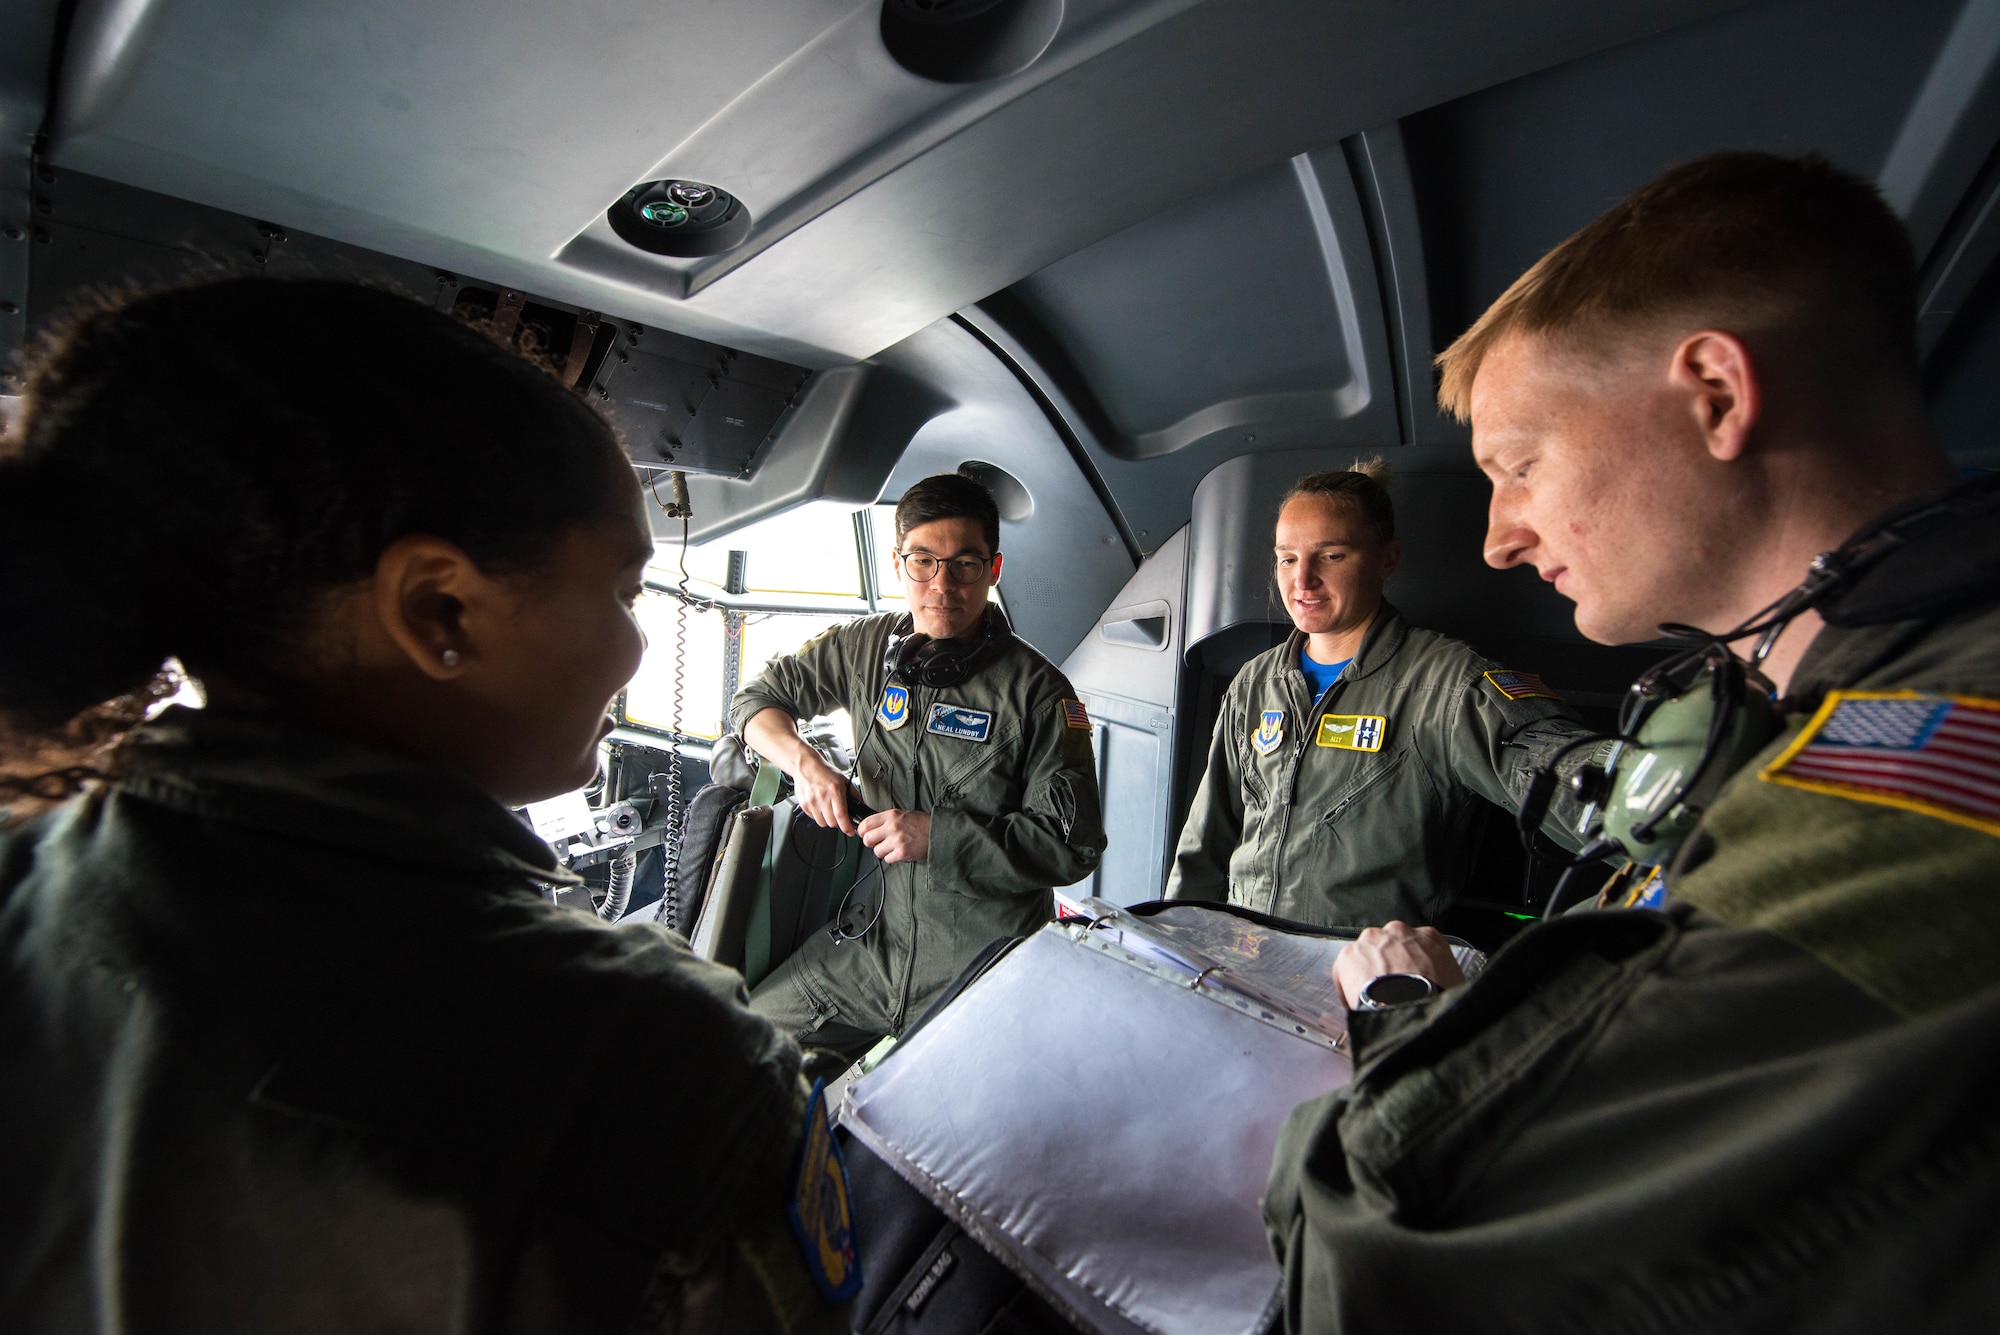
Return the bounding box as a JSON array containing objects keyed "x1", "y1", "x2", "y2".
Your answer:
[
  {"x1": 0, "y1": 301, "x2": 17, "y2": 315},
  {"x1": 32, "y1": 227, "x2": 49, "y2": 243},
  {"x1": 2, "y1": 226, "x2": 19, "y2": 241}
]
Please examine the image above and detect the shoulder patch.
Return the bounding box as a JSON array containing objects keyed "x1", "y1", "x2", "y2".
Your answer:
[
  {"x1": 877, "y1": 684, "x2": 910, "y2": 731},
  {"x1": 788, "y1": 1081, "x2": 862, "y2": 1302},
  {"x1": 1761, "y1": 690, "x2": 2000, "y2": 838},
  {"x1": 1061, "y1": 698, "x2": 1091, "y2": 730},
  {"x1": 1316, "y1": 714, "x2": 1387, "y2": 752},
  {"x1": 1252, "y1": 708, "x2": 1285, "y2": 756},
  {"x1": 1484, "y1": 669, "x2": 1562, "y2": 702}
]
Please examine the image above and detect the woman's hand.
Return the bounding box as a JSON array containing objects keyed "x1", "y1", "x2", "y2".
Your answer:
[
  {"x1": 1333, "y1": 920, "x2": 1466, "y2": 1008},
  {"x1": 859, "y1": 810, "x2": 930, "y2": 864}
]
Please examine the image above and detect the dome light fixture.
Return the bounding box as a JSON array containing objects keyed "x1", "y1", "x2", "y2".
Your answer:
[
  {"x1": 881, "y1": 0, "x2": 1063, "y2": 84},
  {"x1": 608, "y1": 179, "x2": 751, "y2": 257}
]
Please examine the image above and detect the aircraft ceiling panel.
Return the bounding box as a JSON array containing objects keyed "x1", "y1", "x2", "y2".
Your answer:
[
  {"x1": 1404, "y1": 0, "x2": 1963, "y2": 344},
  {"x1": 47, "y1": 0, "x2": 1742, "y2": 365},
  {"x1": 978, "y1": 0, "x2": 1976, "y2": 559},
  {"x1": 875, "y1": 318, "x2": 1137, "y2": 665},
  {"x1": 1010, "y1": 155, "x2": 1381, "y2": 458}
]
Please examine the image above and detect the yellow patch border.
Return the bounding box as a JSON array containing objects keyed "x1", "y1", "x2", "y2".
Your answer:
[
  {"x1": 1252, "y1": 708, "x2": 1285, "y2": 756},
  {"x1": 1315, "y1": 713, "x2": 1387, "y2": 753},
  {"x1": 1483, "y1": 669, "x2": 1562, "y2": 702},
  {"x1": 1759, "y1": 688, "x2": 2000, "y2": 839},
  {"x1": 878, "y1": 684, "x2": 910, "y2": 731}
]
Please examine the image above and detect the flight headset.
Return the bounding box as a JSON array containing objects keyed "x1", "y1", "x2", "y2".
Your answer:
[
  {"x1": 1514, "y1": 490, "x2": 1979, "y2": 919},
  {"x1": 818, "y1": 606, "x2": 1016, "y2": 942},
  {"x1": 879, "y1": 605, "x2": 1013, "y2": 690}
]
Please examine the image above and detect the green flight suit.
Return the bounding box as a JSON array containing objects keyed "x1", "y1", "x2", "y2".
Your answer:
[
  {"x1": 1167, "y1": 603, "x2": 1596, "y2": 928},
  {"x1": 731, "y1": 609, "x2": 1105, "y2": 1057},
  {"x1": 1263, "y1": 479, "x2": 2000, "y2": 1332},
  {"x1": 0, "y1": 707, "x2": 843, "y2": 1335}
]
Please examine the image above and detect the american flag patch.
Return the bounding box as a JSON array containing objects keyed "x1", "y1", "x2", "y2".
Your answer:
[
  {"x1": 1761, "y1": 690, "x2": 2000, "y2": 838},
  {"x1": 1484, "y1": 669, "x2": 1561, "y2": 702},
  {"x1": 1061, "y1": 698, "x2": 1091, "y2": 730}
]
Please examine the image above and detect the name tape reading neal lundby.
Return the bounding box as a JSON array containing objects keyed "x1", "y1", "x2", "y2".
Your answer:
[{"x1": 926, "y1": 704, "x2": 993, "y2": 742}]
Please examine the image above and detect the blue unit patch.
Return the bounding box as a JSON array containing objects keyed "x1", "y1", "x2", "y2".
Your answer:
[
  {"x1": 1252, "y1": 709, "x2": 1285, "y2": 756},
  {"x1": 925, "y1": 703, "x2": 993, "y2": 742},
  {"x1": 878, "y1": 684, "x2": 910, "y2": 731},
  {"x1": 788, "y1": 1081, "x2": 862, "y2": 1302}
]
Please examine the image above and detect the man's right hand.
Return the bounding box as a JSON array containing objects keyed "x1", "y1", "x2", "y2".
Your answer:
[
  {"x1": 743, "y1": 706, "x2": 858, "y2": 836},
  {"x1": 790, "y1": 750, "x2": 856, "y2": 836},
  {"x1": 1333, "y1": 920, "x2": 1466, "y2": 1009}
]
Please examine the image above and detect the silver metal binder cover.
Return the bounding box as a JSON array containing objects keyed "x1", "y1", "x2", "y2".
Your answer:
[{"x1": 841, "y1": 921, "x2": 1353, "y2": 1335}]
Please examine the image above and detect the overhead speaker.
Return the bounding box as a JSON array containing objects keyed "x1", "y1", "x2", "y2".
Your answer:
[
  {"x1": 880, "y1": 0, "x2": 1064, "y2": 83},
  {"x1": 607, "y1": 180, "x2": 752, "y2": 258}
]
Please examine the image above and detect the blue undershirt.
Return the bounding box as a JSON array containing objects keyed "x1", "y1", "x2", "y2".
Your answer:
[{"x1": 1299, "y1": 649, "x2": 1352, "y2": 701}]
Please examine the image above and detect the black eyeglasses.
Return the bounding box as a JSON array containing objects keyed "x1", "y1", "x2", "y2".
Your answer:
[{"x1": 897, "y1": 552, "x2": 993, "y2": 584}]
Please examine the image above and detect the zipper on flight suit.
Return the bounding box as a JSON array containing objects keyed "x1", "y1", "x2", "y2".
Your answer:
[{"x1": 1270, "y1": 673, "x2": 1344, "y2": 912}]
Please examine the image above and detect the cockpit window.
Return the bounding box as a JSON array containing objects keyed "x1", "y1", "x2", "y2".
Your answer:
[{"x1": 624, "y1": 501, "x2": 875, "y2": 742}]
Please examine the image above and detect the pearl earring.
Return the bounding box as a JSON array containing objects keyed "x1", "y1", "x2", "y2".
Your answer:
[{"x1": 441, "y1": 649, "x2": 462, "y2": 668}]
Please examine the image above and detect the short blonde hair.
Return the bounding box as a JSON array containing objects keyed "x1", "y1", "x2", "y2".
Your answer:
[{"x1": 1435, "y1": 152, "x2": 1919, "y2": 422}]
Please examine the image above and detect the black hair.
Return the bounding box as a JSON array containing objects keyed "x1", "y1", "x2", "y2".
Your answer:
[
  {"x1": 894, "y1": 470, "x2": 1000, "y2": 553},
  {"x1": 0, "y1": 277, "x2": 629, "y2": 741},
  {"x1": 1282, "y1": 457, "x2": 1395, "y2": 544}
]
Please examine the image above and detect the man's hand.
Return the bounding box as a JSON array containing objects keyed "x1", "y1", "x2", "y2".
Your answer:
[
  {"x1": 859, "y1": 809, "x2": 930, "y2": 865},
  {"x1": 1334, "y1": 920, "x2": 1467, "y2": 1009},
  {"x1": 743, "y1": 707, "x2": 857, "y2": 835},
  {"x1": 790, "y1": 751, "x2": 856, "y2": 836}
]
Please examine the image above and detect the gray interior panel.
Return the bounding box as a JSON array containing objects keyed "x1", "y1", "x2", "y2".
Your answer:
[
  {"x1": 1402, "y1": 0, "x2": 1961, "y2": 346},
  {"x1": 673, "y1": 364, "x2": 952, "y2": 543},
  {"x1": 874, "y1": 317, "x2": 1137, "y2": 665},
  {"x1": 1010, "y1": 152, "x2": 1390, "y2": 459},
  {"x1": 1060, "y1": 527, "x2": 1189, "y2": 903},
  {"x1": 42, "y1": 0, "x2": 1740, "y2": 365}
]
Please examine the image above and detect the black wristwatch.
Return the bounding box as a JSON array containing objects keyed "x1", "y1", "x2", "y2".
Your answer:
[{"x1": 1355, "y1": 972, "x2": 1438, "y2": 1012}]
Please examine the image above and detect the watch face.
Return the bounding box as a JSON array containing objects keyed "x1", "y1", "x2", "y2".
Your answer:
[{"x1": 1362, "y1": 972, "x2": 1436, "y2": 1008}]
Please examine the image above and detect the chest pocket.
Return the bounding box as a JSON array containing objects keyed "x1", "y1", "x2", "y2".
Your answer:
[
  {"x1": 1316, "y1": 747, "x2": 1418, "y2": 829},
  {"x1": 932, "y1": 715, "x2": 1024, "y2": 810}
]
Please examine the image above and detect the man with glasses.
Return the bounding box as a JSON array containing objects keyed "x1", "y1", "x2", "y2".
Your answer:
[{"x1": 733, "y1": 471, "x2": 1105, "y2": 1061}]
